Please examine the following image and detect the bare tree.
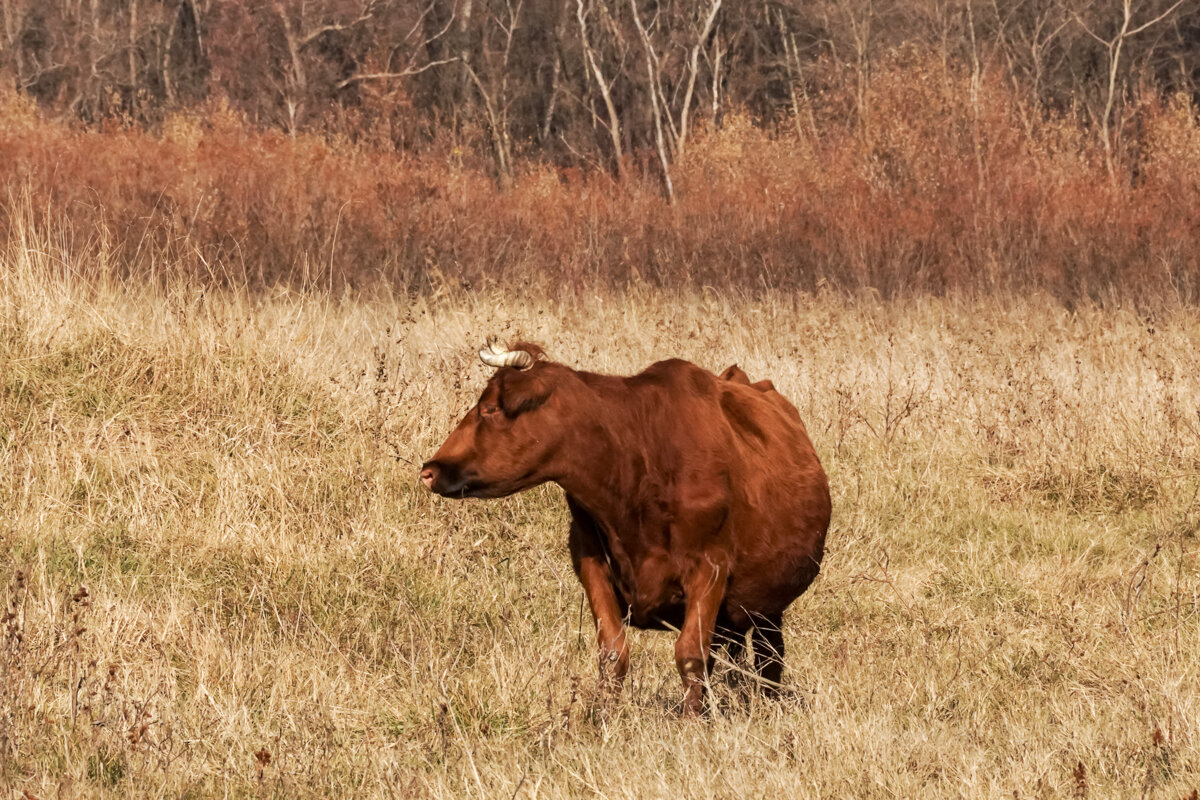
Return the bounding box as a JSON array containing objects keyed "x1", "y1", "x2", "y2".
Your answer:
[
  {"x1": 272, "y1": 0, "x2": 381, "y2": 132},
  {"x1": 577, "y1": 0, "x2": 625, "y2": 179},
  {"x1": 1076, "y1": 0, "x2": 1188, "y2": 175},
  {"x1": 677, "y1": 0, "x2": 722, "y2": 161},
  {"x1": 462, "y1": 0, "x2": 524, "y2": 181},
  {"x1": 776, "y1": 8, "x2": 820, "y2": 141},
  {"x1": 3, "y1": 0, "x2": 1199, "y2": 183},
  {"x1": 627, "y1": 0, "x2": 723, "y2": 199},
  {"x1": 986, "y1": 0, "x2": 1070, "y2": 135},
  {"x1": 629, "y1": 0, "x2": 674, "y2": 198},
  {"x1": 336, "y1": 2, "x2": 457, "y2": 90}
]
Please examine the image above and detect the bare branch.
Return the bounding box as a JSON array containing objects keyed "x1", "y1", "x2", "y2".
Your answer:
[
  {"x1": 629, "y1": 0, "x2": 674, "y2": 201},
  {"x1": 336, "y1": 59, "x2": 459, "y2": 90},
  {"x1": 1072, "y1": 13, "x2": 1108, "y2": 49},
  {"x1": 298, "y1": 1, "x2": 381, "y2": 48},
  {"x1": 678, "y1": 0, "x2": 722, "y2": 160},
  {"x1": 1126, "y1": 0, "x2": 1188, "y2": 37},
  {"x1": 576, "y1": 0, "x2": 624, "y2": 178}
]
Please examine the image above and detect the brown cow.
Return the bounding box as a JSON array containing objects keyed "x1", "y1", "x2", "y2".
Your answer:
[{"x1": 420, "y1": 342, "x2": 831, "y2": 715}]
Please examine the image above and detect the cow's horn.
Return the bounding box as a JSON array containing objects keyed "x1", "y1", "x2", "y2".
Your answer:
[{"x1": 479, "y1": 341, "x2": 534, "y2": 370}]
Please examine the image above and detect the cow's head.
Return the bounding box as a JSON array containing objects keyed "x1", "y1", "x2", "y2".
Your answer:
[{"x1": 420, "y1": 342, "x2": 563, "y2": 499}]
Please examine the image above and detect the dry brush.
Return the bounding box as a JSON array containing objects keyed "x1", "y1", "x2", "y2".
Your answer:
[{"x1": 1, "y1": 228, "x2": 1199, "y2": 797}]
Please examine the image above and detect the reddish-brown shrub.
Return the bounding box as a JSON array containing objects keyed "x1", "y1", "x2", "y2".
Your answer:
[{"x1": 2, "y1": 54, "x2": 1198, "y2": 302}]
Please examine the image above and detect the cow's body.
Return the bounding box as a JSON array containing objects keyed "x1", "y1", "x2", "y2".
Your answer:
[{"x1": 421, "y1": 345, "x2": 830, "y2": 715}]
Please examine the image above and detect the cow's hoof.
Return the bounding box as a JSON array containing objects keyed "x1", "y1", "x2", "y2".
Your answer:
[{"x1": 679, "y1": 685, "x2": 708, "y2": 719}]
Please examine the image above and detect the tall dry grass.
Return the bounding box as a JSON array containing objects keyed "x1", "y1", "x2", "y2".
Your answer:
[{"x1": 2, "y1": 218, "x2": 1199, "y2": 798}]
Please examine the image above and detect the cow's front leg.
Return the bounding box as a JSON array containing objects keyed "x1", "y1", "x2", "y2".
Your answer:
[
  {"x1": 580, "y1": 555, "x2": 630, "y2": 690},
  {"x1": 568, "y1": 520, "x2": 629, "y2": 692},
  {"x1": 675, "y1": 556, "x2": 728, "y2": 717}
]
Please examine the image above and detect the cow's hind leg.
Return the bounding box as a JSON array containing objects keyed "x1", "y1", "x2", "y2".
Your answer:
[
  {"x1": 713, "y1": 625, "x2": 748, "y2": 673},
  {"x1": 749, "y1": 612, "x2": 786, "y2": 696},
  {"x1": 711, "y1": 624, "x2": 759, "y2": 709},
  {"x1": 675, "y1": 558, "x2": 728, "y2": 717}
]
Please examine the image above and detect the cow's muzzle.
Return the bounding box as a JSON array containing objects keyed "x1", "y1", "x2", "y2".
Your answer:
[
  {"x1": 419, "y1": 464, "x2": 437, "y2": 490},
  {"x1": 419, "y1": 460, "x2": 480, "y2": 497}
]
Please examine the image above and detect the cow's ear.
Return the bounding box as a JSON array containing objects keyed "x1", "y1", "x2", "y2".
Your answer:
[
  {"x1": 721, "y1": 364, "x2": 751, "y2": 385},
  {"x1": 498, "y1": 366, "x2": 553, "y2": 417}
]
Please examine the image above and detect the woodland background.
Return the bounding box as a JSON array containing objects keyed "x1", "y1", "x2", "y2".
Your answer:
[{"x1": 1, "y1": 0, "x2": 1199, "y2": 299}]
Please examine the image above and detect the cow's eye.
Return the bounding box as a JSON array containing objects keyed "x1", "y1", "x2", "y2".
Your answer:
[{"x1": 480, "y1": 403, "x2": 501, "y2": 419}]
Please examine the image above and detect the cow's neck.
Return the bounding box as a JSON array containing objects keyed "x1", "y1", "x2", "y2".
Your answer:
[{"x1": 551, "y1": 377, "x2": 658, "y2": 536}]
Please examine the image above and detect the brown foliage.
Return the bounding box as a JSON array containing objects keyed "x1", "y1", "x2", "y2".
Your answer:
[{"x1": 1, "y1": 54, "x2": 1199, "y2": 301}]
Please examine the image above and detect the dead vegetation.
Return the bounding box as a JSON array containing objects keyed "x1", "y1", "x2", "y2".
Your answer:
[
  {"x1": 3, "y1": 56, "x2": 1200, "y2": 302},
  {"x1": 1, "y1": 227, "x2": 1198, "y2": 797}
]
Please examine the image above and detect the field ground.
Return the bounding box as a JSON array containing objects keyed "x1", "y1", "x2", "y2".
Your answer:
[{"x1": 2, "y1": 247, "x2": 1199, "y2": 798}]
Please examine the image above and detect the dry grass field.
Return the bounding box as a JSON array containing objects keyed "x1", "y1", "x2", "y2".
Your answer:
[{"x1": 2, "y1": 238, "x2": 1200, "y2": 798}]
